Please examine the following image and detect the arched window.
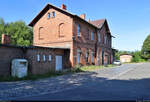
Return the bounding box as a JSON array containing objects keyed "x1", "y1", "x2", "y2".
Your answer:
[
  {"x1": 59, "y1": 23, "x2": 65, "y2": 37},
  {"x1": 39, "y1": 27, "x2": 44, "y2": 40}
]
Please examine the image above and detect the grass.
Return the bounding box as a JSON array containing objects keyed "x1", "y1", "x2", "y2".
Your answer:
[
  {"x1": 74, "y1": 64, "x2": 117, "y2": 71},
  {"x1": 0, "y1": 64, "x2": 117, "y2": 82},
  {"x1": 0, "y1": 69, "x2": 84, "y2": 82}
]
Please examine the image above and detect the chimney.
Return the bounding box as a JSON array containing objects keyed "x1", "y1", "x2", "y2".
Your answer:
[
  {"x1": 61, "y1": 4, "x2": 67, "y2": 10},
  {"x1": 1, "y1": 34, "x2": 11, "y2": 45},
  {"x1": 80, "y1": 14, "x2": 86, "y2": 20}
]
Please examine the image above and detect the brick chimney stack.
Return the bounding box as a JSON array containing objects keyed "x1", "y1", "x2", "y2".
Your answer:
[
  {"x1": 61, "y1": 4, "x2": 67, "y2": 10},
  {"x1": 80, "y1": 14, "x2": 86, "y2": 20},
  {"x1": 1, "y1": 34, "x2": 11, "y2": 45}
]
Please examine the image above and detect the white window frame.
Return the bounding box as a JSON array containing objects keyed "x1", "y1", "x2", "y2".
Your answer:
[
  {"x1": 77, "y1": 23, "x2": 80, "y2": 37},
  {"x1": 37, "y1": 54, "x2": 40, "y2": 62},
  {"x1": 49, "y1": 55, "x2": 52, "y2": 61},
  {"x1": 91, "y1": 31, "x2": 93, "y2": 40},
  {"x1": 43, "y1": 55, "x2": 46, "y2": 61}
]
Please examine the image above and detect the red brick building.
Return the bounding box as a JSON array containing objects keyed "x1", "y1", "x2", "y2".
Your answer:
[{"x1": 29, "y1": 3, "x2": 114, "y2": 67}]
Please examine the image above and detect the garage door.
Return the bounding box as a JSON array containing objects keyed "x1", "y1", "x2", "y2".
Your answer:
[{"x1": 56, "y1": 56, "x2": 62, "y2": 71}]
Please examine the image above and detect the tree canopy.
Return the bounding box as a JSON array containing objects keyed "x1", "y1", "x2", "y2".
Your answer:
[
  {"x1": 0, "y1": 18, "x2": 33, "y2": 46},
  {"x1": 141, "y1": 34, "x2": 150, "y2": 59}
]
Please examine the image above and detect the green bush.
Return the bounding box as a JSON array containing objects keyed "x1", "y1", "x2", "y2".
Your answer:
[{"x1": 131, "y1": 51, "x2": 146, "y2": 62}]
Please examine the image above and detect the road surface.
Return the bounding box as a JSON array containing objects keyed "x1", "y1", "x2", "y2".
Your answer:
[{"x1": 0, "y1": 63, "x2": 150, "y2": 101}]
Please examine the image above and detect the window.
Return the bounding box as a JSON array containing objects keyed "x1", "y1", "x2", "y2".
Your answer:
[
  {"x1": 77, "y1": 48, "x2": 81, "y2": 64},
  {"x1": 77, "y1": 23, "x2": 80, "y2": 37},
  {"x1": 98, "y1": 32, "x2": 101, "y2": 42},
  {"x1": 94, "y1": 32, "x2": 96, "y2": 40},
  {"x1": 48, "y1": 13, "x2": 51, "y2": 19},
  {"x1": 91, "y1": 31, "x2": 93, "y2": 40},
  {"x1": 86, "y1": 49, "x2": 89, "y2": 63},
  {"x1": 37, "y1": 54, "x2": 40, "y2": 62},
  {"x1": 104, "y1": 35, "x2": 107, "y2": 44},
  {"x1": 49, "y1": 55, "x2": 52, "y2": 61},
  {"x1": 91, "y1": 50, "x2": 94, "y2": 63},
  {"x1": 52, "y1": 11, "x2": 55, "y2": 17},
  {"x1": 39, "y1": 27, "x2": 44, "y2": 39},
  {"x1": 43, "y1": 55, "x2": 46, "y2": 61},
  {"x1": 87, "y1": 28, "x2": 89, "y2": 40},
  {"x1": 59, "y1": 23, "x2": 65, "y2": 37}
]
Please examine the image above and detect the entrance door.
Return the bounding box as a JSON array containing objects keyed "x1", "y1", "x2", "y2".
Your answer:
[
  {"x1": 104, "y1": 55, "x2": 108, "y2": 65},
  {"x1": 56, "y1": 56, "x2": 62, "y2": 71}
]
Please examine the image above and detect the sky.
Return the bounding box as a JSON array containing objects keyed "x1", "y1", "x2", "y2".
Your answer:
[{"x1": 0, "y1": 0, "x2": 150, "y2": 51}]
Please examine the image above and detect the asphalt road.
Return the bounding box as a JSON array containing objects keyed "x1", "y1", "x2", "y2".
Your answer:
[{"x1": 16, "y1": 63, "x2": 150, "y2": 101}]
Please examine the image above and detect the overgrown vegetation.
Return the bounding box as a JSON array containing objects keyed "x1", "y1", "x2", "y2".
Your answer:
[{"x1": 0, "y1": 18, "x2": 33, "y2": 46}]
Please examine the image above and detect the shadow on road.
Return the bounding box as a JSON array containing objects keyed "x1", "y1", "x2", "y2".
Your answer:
[{"x1": 6, "y1": 71, "x2": 150, "y2": 101}]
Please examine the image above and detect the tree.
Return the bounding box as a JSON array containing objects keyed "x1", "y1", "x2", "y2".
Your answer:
[
  {"x1": 0, "y1": 18, "x2": 7, "y2": 42},
  {"x1": 131, "y1": 51, "x2": 145, "y2": 62},
  {"x1": 141, "y1": 34, "x2": 150, "y2": 59},
  {"x1": 0, "y1": 18, "x2": 33, "y2": 46}
]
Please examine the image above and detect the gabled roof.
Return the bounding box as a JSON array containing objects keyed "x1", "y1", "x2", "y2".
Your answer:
[
  {"x1": 29, "y1": 3, "x2": 74, "y2": 26},
  {"x1": 90, "y1": 19, "x2": 106, "y2": 28},
  {"x1": 28, "y1": 3, "x2": 106, "y2": 30}
]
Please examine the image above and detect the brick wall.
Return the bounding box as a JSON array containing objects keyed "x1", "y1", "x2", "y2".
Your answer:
[
  {"x1": 25, "y1": 47, "x2": 70, "y2": 75},
  {"x1": 33, "y1": 8, "x2": 73, "y2": 48},
  {"x1": 0, "y1": 45, "x2": 70, "y2": 76},
  {"x1": 32, "y1": 7, "x2": 74, "y2": 68},
  {"x1": 72, "y1": 18, "x2": 113, "y2": 66},
  {"x1": 0, "y1": 45, "x2": 24, "y2": 76},
  {"x1": 31, "y1": 4, "x2": 113, "y2": 67}
]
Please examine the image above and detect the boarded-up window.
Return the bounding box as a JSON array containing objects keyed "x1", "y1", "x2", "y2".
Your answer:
[
  {"x1": 59, "y1": 23, "x2": 65, "y2": 37},
  {"x1": 39, "y1": 27, "x2": 44, "y2": 40}
]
